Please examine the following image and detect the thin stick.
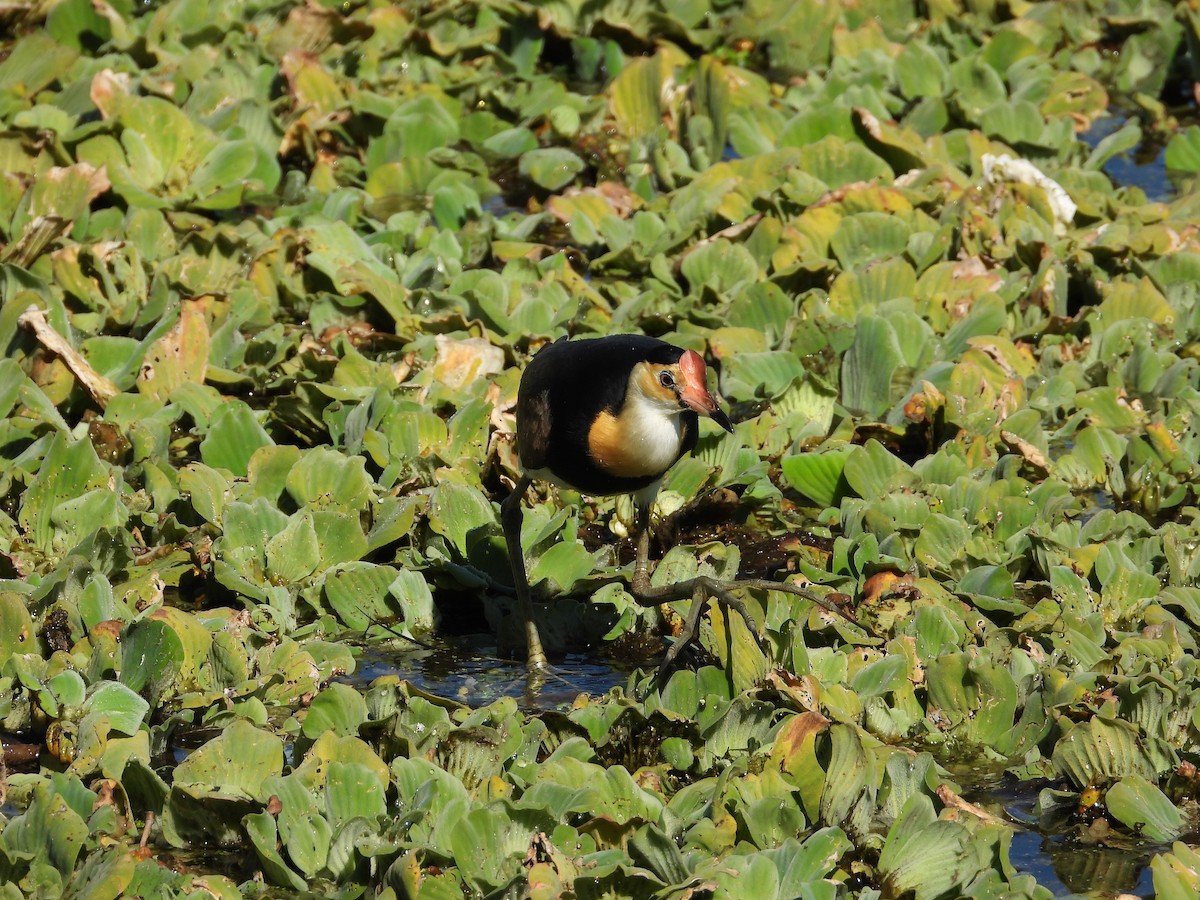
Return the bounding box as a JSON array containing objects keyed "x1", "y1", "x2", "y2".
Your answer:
[{"x1": 18, "y1": 305, "x2": 119, "y2": 408}]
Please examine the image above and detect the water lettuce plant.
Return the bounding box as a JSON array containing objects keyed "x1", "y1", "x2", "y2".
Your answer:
[{"x1": 3, "y1": 0, "x2": 1200, "y2": 897}]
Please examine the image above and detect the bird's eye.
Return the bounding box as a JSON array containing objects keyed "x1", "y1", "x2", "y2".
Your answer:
[{"x1": 659, "y1": 371, "x2": 676, "y2": 389}]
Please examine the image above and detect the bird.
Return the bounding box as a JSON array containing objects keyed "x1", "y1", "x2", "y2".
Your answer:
[{"x1": 500, "y1": 334, "x2": 782, "y2": 676}]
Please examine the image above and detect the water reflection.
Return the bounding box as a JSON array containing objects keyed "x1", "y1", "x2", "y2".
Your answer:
[
  {"x1": 1081, "y1": 114, "x2": 1175, "y2": 202},
  {"x1": 343, "y1": 640, "x2": 638, "y2": 710},
  {"x1": 966, "y1": 774, "x2": 1157, "y2": 898}
]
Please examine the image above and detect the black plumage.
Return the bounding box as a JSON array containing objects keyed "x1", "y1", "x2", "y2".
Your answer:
[
  {"x1": 515, "y1": 335, "x2": 699, "y2": 495},
  {"x1": 502, "y1": 332, "x2": 750, "y2": 676}
]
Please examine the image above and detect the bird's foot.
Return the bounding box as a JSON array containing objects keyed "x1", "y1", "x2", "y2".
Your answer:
[{"x1": 629, "y1": 574, "x2": 854, "y2": 681}]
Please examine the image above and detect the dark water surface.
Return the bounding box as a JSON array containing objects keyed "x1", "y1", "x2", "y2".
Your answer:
[
  {"x1": 344, "y1": 639, "x2": 638, "y2": 709},
  {"x1": 964, "y1": 774, "x2": 1159, "y2": 898}
]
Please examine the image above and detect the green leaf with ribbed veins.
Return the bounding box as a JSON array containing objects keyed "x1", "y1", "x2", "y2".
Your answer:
[
  {"x1": 713, "y1": 853, "x2": 782, "y2": 897},
  {"x1": 322, "y1": 562, "x2": 399, "y2": 630},
  {"x1": 429, "y1": 479, "x2": 495, "y2": 557},
  {"x1": 1106, "y1": 776, "x2": 1183, "y2": 842},
  {"x1": 18, "y1": 433, "x2": 109, "y2": 554},
  {"x1": 120, "y1": 619, "x2": 183, "y2": 705},
  {"x1": 326, "y1": 760, "x2": 388, "y2": 828},
  {"x1": 1165, "y1": 126, "x2": 1200, "y2": 172},
  {"x1": 850, "y1": 655, "x2": 907, "y2": 700},
  {"x1": 958, "y1": 566, "x2": 1015, "y2": 599},
  {"x1": 781, "y1": 445, "x2": 854, "y2": 507},
  {"x1": 721, "y1": 350, "x2": 806, "y2": 399},
  {"x1": 530, "y1": 542, "x2": 595, "y2": 592},
  {"x1": 266, "y1": 774, "x2": 330, "y2": 878},
  {"x1": 173, "y1": 719, "x2": 284, "y2": 800},
  {"x1": 842, "y1": 440, "x2": 918, "y2": 500},
  {"x1": 830, "y1": 213, "x2": 911, "y2": 270},
  {"x1": 311, "y1": 510, "x2": 368, "y2": 571},
  {"x1": 304, "y1": 682, "x2": 367, "y2": 739},
  {"x1": 449, "y1": 802, "x2": 546, "y2": 892},
  {"x1": 520, "y1": 148, "x2": 583, "y2": 190},
  {"x1": 83, "y1": 682, "x2": 149, "y2": 736},
  {"x1": 841, "y1": 315, "x2": 902, "y2": 418},
  {"x1": 896, "y1": 41, "x2": 946, "y2": 99},
  {"x1": 981, "y1": 99, "x2": 1045, "y2": 146},
  {"x1": 245, "y1": 812, "x2": 306, "y2": 890},
  {"x1": 179, "y1": 463, "x2": 229, "y2": 525},
  {"x1": 265, "y1": 511, "x2": 320, "y2": 583},
  {"x1": 482, "y1": 127, "x2": 537, "y2": 158},
  {"x1": 796, "y1": 136, "x2": 892, "y2": 189},
  {"x1": 681, "y1": 239, "x2": 759, "y2": 295},
  {"x1": 878, "y1": 794, "x2": 970, "y2": 899},
  {"x1": 772, "y1": 828, "x2": 853, "y2": 891},
  {"x1": 389, "y1": 569, "x2": 435, "y2": 631},
  {"x1": 199, "y1": 400, "x2": 273, "y2": 477},
  {"x1": 286, "y1": 448, "x2": 373, "y2": 511},
  {"x1": 190, "y1": 141, "x2": 280, "y2": 209},
  {"x1": 325, "y1": 818, "x2": 377, "y2": 883},
  {"x1": 1053, "y1": 717, "x2": 1167, "y2": 789},
  {"x1": 1151, "y1": 841, "x2": 1200, "y2": 898}
]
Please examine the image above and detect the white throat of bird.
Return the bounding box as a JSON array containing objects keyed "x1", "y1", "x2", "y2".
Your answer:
[{"x1": 616, "y1": 365, "x2": 687, "y2": 471}]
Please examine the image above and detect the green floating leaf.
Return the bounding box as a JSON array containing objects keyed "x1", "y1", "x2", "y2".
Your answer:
[
  {"x1": 681, "y1": 239, "x2": 760, "y2": 296},
  {"x1": 303, "y1": 682, "x2": 368, "y2": 739},
  {"x1": 326, "y1": 759, "x2": 388, "y2": 827},
  {"x1": 18, "y1": 432, "x2": 111, "y2": 555},
  {"x1": 199, "y1": 400, "x2": 273, "y2": 477},
  {"x1": 896, "y1": 41, "x2": 946, "y2": 100},
  {"x1": 720, "y1": 350, "x2": 807, "y2": 399},
  {"x1": 323, "y1": 562, "x2": 400, "y2": 630},
  {"x1": 829, "y1": 213, "x2": 911, "y2": 270},
  {"x1": 245, "y1": 812, "x2": 306, "y2": 890},
  {"x1": 23, "y1": 162, "x2": 111, "y2": 223},
  {"x1": 925, "y1": 651, "x2": 1018, "y2": 748},
  {"x1": 1106, "y1": 776, "x2": 1183, "y2": 843},
  {"x1": 609, "y1": 49, "x2": 685, "y2": 139},
  {"x1": 528, "y1": 541, "x2": 598, "y2": 592},
  {"x1": 782, "y1": 445, "x2": 854, "y2": 507},
  {"x1": 261, "y1": 772, "x2": 332, "y2": 880},
  {"x1": 0, "y1": 591, "x2": 37, "y2": 658},
  {"x1": 172, "y1": 719, "x2": 284, "y2": 800},
  {"x1": 878, "y1": 794, "x2": 971, "y2": 900},
  {"x1": 120, "y1": 619, "x2": 184, "y2": 706},
  {"x1": 796, "y1": 136, "x2": 892, "y2": 189},
  {"x1": 64, "y1": 846, "x2": 136, "y2": 900},
  {"x1": 483, "y1": 127, "x2": 538, "y2": 158},
  {"x1": 1053, "y1": 717, "x2": 1169, "y2": 789},
  {"x1": 841, "y1": 315, "x2": 903, "y2": 418},
  {"x1": 1152, "y1": 841, "x2": 1200, "y2": 899},
  {"x1": 4, "y1": 780, "x2": 90, "y2": 878},
  {"x1": 957, "y1": 566, "x2": 1015, "y2": 599},
  {"x1": 448, "y1": 802, "x2": 548, "y2": 893},
  {"x1": 841, "y1": 440, "x2": 919, "y2": 500},
  {"x1": 519, "y1": 148, "x2": 584, "y2": 190},
  {"x1": 189, "y1": 140, "x2": 281, "y2": 209},
  {"x1": 83, "y1": 682, "x2": 149, "y2": 736},
  {"x1": 429, "y1": 479, "x2": 495, "y2": 558},
  {"x1": 1165, "y1": 125, "x2": 1200, "y2": 172}
]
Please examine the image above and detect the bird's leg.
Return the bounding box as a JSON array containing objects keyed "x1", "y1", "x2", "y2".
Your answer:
[
  {"x1": 627, "y1": 502, "x2": 854, "y2": 678},
  {"x1": 627, "y1": 502, "x2": 770, "y2": 676},
  {"x1": 500, "y1": 474, "x2": 549, "y2": 673}
]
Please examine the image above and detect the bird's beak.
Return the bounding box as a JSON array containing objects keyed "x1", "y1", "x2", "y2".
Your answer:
[{"x1": 679, "y1": 350, "x2": 735, "y2": 433}]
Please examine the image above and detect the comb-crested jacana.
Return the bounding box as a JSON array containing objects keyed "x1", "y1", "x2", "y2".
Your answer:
[{"x1": 502, "y1": 334, "x2": 817, "y2": 675}]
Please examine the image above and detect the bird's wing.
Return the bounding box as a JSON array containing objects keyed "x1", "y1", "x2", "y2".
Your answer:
[{"x1": 516, "y1": 387, "x2": 553, "y2": 470}]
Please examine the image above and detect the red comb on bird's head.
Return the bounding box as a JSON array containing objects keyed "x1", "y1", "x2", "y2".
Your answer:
[
  {"x1": 677, "y1": 349, "x2": 733, "y2": 432},
  {"x1": 679, "y1": 349, "x2": 707, "y2": 384}
]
